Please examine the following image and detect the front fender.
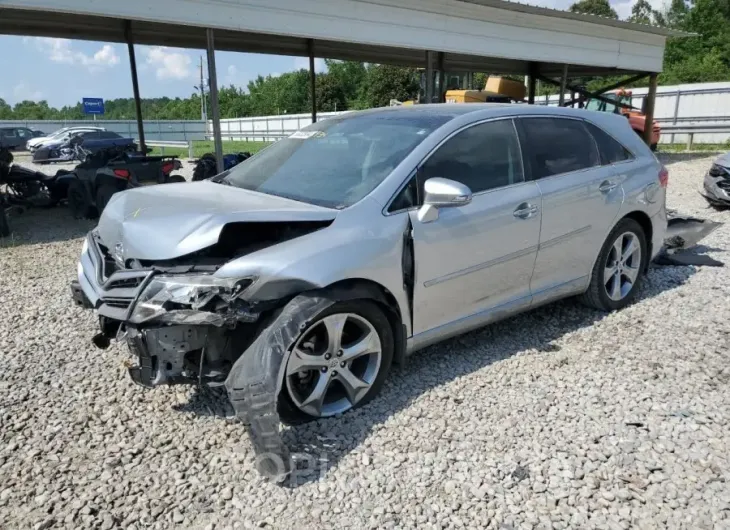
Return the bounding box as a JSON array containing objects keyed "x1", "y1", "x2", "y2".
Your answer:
[{"x1": 215, "y1": 198, "x2": 411, "y2": 334}]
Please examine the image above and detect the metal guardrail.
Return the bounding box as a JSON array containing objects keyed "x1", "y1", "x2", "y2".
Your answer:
[
  {"x1": 140, "y1": 140, "x2": 194, "y2": 158},
  {"x1": 207, "y1": 132, "x2": 288, "y2": 142},
  {"x1": 659, "y1": 123, "x2": 730, "y2": 150}
]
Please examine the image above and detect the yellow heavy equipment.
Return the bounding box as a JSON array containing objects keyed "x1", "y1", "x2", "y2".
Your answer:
[
  {"x1": 444, "y1": 76, "x2": 526, "y2": 103},
  {"x1": 395, "y1": 73, "x2": 526, "y2": 105}
]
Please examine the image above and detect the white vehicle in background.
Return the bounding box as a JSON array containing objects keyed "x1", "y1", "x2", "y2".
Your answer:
[{"x1": 27, "y1": 126, "x2": 106, "y2": 153}]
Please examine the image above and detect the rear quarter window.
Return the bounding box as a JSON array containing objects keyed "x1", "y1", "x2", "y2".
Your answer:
[{"x1": 585, "y1": 121, "x2": 634, "y2": 165}]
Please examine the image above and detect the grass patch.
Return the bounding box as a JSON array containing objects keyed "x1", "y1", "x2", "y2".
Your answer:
[
  {"x1": 658, "y1": 143, "x2": 728, "y2": 153},
  {"x1": 148, "y1": 140, "x2": 271, "y2": 158}
]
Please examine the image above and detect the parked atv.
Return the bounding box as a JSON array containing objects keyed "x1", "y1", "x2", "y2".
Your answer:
[
  {"x1": 0, "y1": 147, "x2": 75, "y2": 235},
  {"x1": 0, "y1": 193, "x2": 10, "y2": 237},
  {"x1": 66, "y1": 147, "x2": 185, "y2": 219},
  {"x1": 192, "y1": 152, "x2": 251, "y2": 181}
]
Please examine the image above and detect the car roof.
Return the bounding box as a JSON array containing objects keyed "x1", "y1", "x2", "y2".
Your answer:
[{"x1": 344, "y1": 103, "x2": 632, "y2": 133}]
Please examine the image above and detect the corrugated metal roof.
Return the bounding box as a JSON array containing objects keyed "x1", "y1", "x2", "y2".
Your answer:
[
  {"x1": 461, "y1": 0, "x2": 694, "y2": 37},
  {"x1": 0, "y1": 0, "x2": 689, "y2": 75}
]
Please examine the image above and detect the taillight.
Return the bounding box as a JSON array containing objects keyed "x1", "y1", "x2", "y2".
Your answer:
[
  {"x1": 658, "y1": 166, "x2": 668, "y2": 188},
  {"x1": 113, "y1": 168, "x2": 131, "y2": 179},
  {"x1": 161, "y1": 162, "x2": 174, "y2": 174}
]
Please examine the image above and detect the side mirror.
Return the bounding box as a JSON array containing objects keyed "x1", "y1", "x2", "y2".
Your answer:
[{"x1": 417, "y1": 177, "x2": 472, "y2": 223}]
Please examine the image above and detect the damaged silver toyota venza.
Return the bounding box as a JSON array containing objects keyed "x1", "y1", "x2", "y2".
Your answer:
[{"x1": 71, "y1": 105, "x2": 667, "y2": 477}]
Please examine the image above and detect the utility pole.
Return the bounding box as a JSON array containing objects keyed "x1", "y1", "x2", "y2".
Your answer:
[{"x1": 199, "y1": 56, "x2": 207, "y2": 122}]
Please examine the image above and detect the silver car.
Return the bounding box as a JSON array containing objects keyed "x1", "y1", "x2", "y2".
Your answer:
[{"x1": 71, "y1": 104, "x2": 666, "y2": 467}]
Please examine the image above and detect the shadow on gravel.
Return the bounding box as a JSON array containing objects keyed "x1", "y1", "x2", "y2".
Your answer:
[
  {"x1": 0, "y1": 207, "x2": 94, "y2": 248},
  {"x1": 172, "y1": 387, "x2": 234, "y2": 418},
  {"x1": 168, "y1": 265, "x2": 697, "y2": 487},
  {"x1": 656, "y1": 151, "x2": 721, "y2": 164}
]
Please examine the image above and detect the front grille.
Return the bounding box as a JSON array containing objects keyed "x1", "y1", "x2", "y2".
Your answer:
[
  {"x1": 103, "y1": 298, "x2": 131, "y2": 309},
  {"x1": 84, "y1": 233, "x2": 152, "y2": 320},
  {"x1": 108, "y1": 277, "x2": 144, "y2": 289}
]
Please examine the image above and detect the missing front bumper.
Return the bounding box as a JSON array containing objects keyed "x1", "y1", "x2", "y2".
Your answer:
[
  {"x1": 125, "y1": 325, "x2": 212, "y2": 387},
  {"x1": 70, "y1": 280, "x2": 93, "y2": 309}
]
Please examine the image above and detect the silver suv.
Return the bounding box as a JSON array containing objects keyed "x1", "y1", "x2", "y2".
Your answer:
[{"x1": 71, "y1": 105, "x2": 666, "y2": 471}]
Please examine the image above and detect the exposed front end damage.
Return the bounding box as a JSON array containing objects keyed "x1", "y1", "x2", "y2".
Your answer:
[
  {"x1": 702, "y1": 159, "x2": 730, "y2": 208},
  {"x1": 71, "y1": 222, "x2": 334, "y2": 480}
]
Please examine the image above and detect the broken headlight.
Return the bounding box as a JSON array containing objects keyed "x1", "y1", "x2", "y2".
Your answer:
[
  {"x1": 709, "y1": 164, "x2": 728, "y2": 177},
  {"x1": 129, "y1": 275, "x2": 255, "y2": 324}
]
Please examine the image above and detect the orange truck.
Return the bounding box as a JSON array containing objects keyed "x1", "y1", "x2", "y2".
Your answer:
[{"x1": 585, "y1": 89, "x2": 660, "y2": 150}]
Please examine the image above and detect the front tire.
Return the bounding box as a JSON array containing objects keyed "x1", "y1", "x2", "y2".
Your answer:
[
  {"x1": 581, "y1": 218, "x2": 647, "y2": 311},
  {"x1": 277, "y1": 299, "x2": 394, "y2": 425}
]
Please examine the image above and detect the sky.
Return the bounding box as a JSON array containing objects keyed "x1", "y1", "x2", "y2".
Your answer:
[{"x1": 0, "y1": 0, "x2": 654, "y2": 109}]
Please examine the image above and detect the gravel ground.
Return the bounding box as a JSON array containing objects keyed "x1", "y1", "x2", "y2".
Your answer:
[{"x1": 1, "y1": 153, "x2": 729, "y2": 530}]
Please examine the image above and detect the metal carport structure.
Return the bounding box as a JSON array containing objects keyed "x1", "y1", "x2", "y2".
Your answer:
[{"x1": 1, "y1": 0, "x2": 687, "y2": 169}]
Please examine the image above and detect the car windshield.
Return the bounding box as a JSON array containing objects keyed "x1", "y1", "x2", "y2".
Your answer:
[
  {"x1": 221, "y1": 112, "x2": 450, "y2": 208},
  {"x1": 586, "y1": 95, "x2": 618, "y2": 113}
]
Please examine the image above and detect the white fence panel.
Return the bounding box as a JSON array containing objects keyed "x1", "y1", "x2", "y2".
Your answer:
[
  {"x1": 0, "y1": 120, "x2": 206, "y2": 142},
  {"x1": 215, "y1": 111, "x2": 348, "y2": 142},
  {"x1": 540, "y1": 81, "x2": 730, "y2": 144}
]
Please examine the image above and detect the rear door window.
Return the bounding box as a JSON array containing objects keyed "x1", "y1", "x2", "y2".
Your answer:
[
  {"x1": 519, "y1": 117, "x2": 599, "y2": 179},
  {"x1": 585, "y1": 122, "x2": 633, "y2": 165}
]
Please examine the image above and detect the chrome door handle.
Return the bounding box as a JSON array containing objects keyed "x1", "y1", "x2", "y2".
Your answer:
[
  {"x1": 599, "y1": 180, "x2": 618, "y2": 193},
  {"x1": 513, "y1": 203, "x2": 539, "y2": 219}
]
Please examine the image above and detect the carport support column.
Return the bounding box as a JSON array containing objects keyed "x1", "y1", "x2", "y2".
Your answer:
[
  {"x1": 425, "y1": 51, "x2": 435, "y2": 104},
  {"x1": 437, "y1": 52, "x2": 445, "y2": 103},
  {"x1": 206, "y1": 28, "x2": 224, "y2": 174},
  {"x1": 124, "y1": 21, "x2": 145, "y2": 153},
  {"x1": 642, "y1": 73, "x2": 658, "y2": 148},
  {"x1": 308, "y1": 40, "x2": 317, "y2": 123},
  {"x1": 558, "y1": 64, "x2": 568, "y2": 106},
  {"x1": 527, "y1": 62, "x2": 537, "y2": 105}
]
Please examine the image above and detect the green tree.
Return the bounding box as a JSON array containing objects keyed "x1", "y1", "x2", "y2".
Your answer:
[
  {"x1": 0, "y1": 98, "x2": 13, "y2": 119},
  {"x1": 629, "y1": 0, "x2": 661, "y2": 25},
  {"x1": 358, "y1": 64, "x2": 419, "y2": 108},
  {"x1": 315, "y1": 73, "x2": 347, "y2": 112},
  {"x1": 662, "y1": 0, "x2": 730, "y2": 83},
  {"x1": 325, "y1": 60, "x2": 367, "y2": 108},
  {"x1": 569, "y1": 0, "x2": 619, "y2": 18}
]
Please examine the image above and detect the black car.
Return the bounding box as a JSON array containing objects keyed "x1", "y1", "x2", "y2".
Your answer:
[
  {"x1": 32, "y1": 130, "x2": 134, "y2": 164},
  {"x1": 0, "y1": 127, "x2": 44, "y2": 150}
]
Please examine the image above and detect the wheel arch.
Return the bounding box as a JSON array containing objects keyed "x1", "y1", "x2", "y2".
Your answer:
[
  {"x1": 621, "y1": 210, "x2": 653, "y2": 270},
  {"x1": 316, "y1": 278, "x2": 407, "y2": 366}
]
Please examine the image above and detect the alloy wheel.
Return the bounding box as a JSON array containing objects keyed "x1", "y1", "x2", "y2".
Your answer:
[
  {"x1": 603, "y1": 231, "x2": 642, "y2": 301},
  {"x1": 284, "y1": 313, "x2": 382, "y2": 418}
]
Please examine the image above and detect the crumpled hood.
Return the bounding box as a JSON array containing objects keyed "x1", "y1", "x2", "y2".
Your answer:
[
  {"x1": 714, "y1": 152, "x2": 730, "y2": 169},
  {"x1": 97, "y1": 181, "x2": 337, "y2": 261}
]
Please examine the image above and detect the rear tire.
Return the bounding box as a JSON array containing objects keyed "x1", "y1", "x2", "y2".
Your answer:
[
  {"x1": 67, "y1": 180, "x2": 95, "y2": 219},
  {"x1": 167, "y1": 174, "x2": 186, "y2": 183},
  {"x1": 95, "y1": 184, "x2": 118, "y2": 216},
  {"x1": 0, "y1": 206, "x2": 10, "y2": 238},
  {"x1": 580, "y1": 218, "x2": 647, "y2": 311}
]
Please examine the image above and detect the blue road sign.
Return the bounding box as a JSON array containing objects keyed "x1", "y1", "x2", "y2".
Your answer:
[{"x1": 82, "y1": 98, "x2": 105, "y2": 115}]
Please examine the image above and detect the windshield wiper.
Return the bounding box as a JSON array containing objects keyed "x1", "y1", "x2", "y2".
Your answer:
[{"x1": 210, "y1": 170, "x2": 232, "y2": 185}]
